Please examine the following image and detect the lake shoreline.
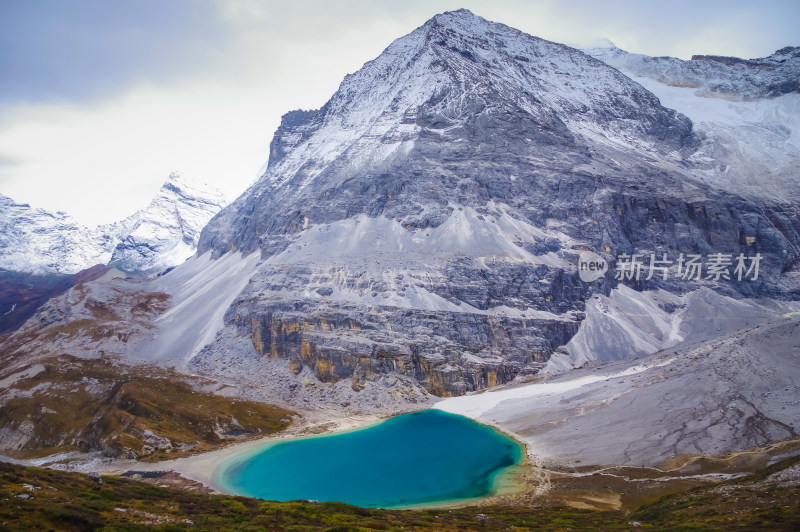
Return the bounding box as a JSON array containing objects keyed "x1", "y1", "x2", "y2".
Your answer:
[
  {"x1": 5, "y1": 405, "x2": 536, "y2": 509},
  {"x1": 208, "y1": 409, "x2": 531, "y2": 509}
]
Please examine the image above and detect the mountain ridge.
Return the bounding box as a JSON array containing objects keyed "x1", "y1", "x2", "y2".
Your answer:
[
  {"x1": 0, "y1": 172, "x2": 226, "y2": 276},
  {"x1": 584, "y1": 41, "x2": 800, "y2": 204},
  {"x1": 584, "y1": 41, "x2": 800, "y2": 100}
]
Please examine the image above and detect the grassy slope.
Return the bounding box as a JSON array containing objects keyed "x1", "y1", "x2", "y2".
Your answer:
[
  {"x1": 0, "y1": 456, "x2": 798, "y2": 531},
  {"x1": 628, "y1": 453, "x2": 800, "y2": 530},
  {"x1": 0, "y1": 356, "x2": 295, "y2": 461}
]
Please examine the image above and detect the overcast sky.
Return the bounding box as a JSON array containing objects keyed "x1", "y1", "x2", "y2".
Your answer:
[{"x1": 1, "y1": 0, "x2": 798, "y2": 225}]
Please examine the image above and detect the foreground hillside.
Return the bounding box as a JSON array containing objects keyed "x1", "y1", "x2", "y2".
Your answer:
[
  {"x1": 0, "y1": 356, "x2": 294, "y2": 461},
  {"x1": 1, "y1": 456, "x2": 799, "y2": 530}
]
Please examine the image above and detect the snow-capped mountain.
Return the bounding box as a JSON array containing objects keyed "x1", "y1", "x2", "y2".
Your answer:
[
  {"x1": 108, "y1": 173, "x2": 227, "y2": 274},
  {"x1": 186, "y1": 8, "x2": 799, "y2": 397},
  {"x1": 201, "y1": 8, "x2": 696, "y2": 256},
  {"x1": 0, "y1": 196, "x2": 117, "y2": 275},
  {"x1": 0, "y1": 173, "x2": 226, "y2": 275}
]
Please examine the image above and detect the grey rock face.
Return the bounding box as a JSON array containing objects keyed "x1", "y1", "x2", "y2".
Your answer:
[
  {"x1": 193, "y1": 10, "x2": 800, "y2": 396},
  {"x1": 233, "y1": 298, "x2": 579, "y2": 397}
]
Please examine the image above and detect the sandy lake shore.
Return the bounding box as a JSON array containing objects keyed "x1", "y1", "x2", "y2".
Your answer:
[{"x1": 121, "y1": 410, "x2": 387, "y2": 493}]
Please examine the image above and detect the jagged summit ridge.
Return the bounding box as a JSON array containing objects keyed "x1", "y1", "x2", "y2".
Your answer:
[{"x1": 275, "y1": 8, "x2": 693, "y2": 165}]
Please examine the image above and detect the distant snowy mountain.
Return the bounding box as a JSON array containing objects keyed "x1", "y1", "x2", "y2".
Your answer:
[
  {"x1": 0, "y1": 196, "x2": 117, "y2": 275},
  {"x1": 584, "y1": 43, "x2": 800, "y2": 203},
  {"x1": 585, "y1": 43, "x2": 800, "y2": 100},
  {"x1": 107, "y1": 173, "x2": 227, "y2": 274},
  {"x1": 0, "y1": 173, "x2": 226, "y2": 275}
]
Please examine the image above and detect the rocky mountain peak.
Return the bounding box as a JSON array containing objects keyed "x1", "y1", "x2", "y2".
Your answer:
[
  {"x1": 159, "y1": 172, "x2": 226, "y2": 207},
  {"x1": 188, "y1": 11, "x2": 799, "y2": 399},
  {"x1": 319, "y1": 7, "x2": 689, "y2": 142},
  {"x1": 201, "y1": 9, "x2": 696, "y2": 257}
]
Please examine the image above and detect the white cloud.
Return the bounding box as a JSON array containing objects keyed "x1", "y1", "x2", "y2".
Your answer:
[{"x1": 0, "y1": 84, "x2": 277, "y2": 225}]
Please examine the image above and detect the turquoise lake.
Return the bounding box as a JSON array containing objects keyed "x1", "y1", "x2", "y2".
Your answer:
[{"x1": 216, "y1": 409, "x2": 524, "y2": 508}]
